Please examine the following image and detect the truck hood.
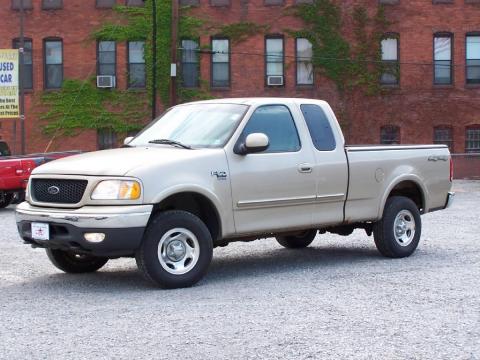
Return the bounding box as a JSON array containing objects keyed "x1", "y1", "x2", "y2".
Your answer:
[{"x1": 32, "y1": 146, "x2": 216, "y2": 176}]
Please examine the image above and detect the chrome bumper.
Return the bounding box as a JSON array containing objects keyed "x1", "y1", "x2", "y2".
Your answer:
[
  {"x1": 445, "y1": 191, "x2": 455, "y2": 209},
  {"x1": 15, "y1": 202, "x2": 153, "y2": 229}
]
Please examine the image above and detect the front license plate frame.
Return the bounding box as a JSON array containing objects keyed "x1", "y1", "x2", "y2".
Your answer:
[{"x1": 31, "y1": 222, "x2": 50, "y2": 241}]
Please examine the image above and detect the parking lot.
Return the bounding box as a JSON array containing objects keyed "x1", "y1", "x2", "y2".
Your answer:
[{"x1": 0, "y1": 180, "x2": 479, "y2": 359}]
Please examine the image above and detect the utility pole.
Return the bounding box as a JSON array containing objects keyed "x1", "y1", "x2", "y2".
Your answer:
[
  {"x1": 170, "y1": 0, "x2": 178, "y2": 107},
  {"x1": 19, "y1": 0, "x2": 26, "y2": 154},
  {"x1": 151, "y1": 0, "x2": 157, "y2": 120}
]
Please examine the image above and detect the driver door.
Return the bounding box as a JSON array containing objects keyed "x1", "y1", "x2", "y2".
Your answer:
[{"x1": 227, "y1": 104, "x2": 316, "y2": 235}]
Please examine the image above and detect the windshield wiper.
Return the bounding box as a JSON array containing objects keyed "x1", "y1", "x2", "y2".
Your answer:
[{"x1": 148, "y1": 139, "x2": 192, "y2": 149}]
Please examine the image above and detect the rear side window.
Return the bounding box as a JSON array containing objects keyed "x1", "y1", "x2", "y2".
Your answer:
[
  {"x1": 300, "y1": 104, "x2": 336, "y2": 151},
  {"x1": 240, "y1": 105, "x2": 300, "y2": 153}
]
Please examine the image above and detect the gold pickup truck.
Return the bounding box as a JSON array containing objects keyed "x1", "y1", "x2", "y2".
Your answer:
[{"x1": 16, "y1": 98, "x2": 454, "y2": 288}]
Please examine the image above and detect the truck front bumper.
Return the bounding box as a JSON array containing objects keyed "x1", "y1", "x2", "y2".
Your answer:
[{"x1": 15, "y1": 202, "x2": 153, "y2": 257}]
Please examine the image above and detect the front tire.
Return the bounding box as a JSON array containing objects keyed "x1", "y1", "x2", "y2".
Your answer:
[
  {"x1": 373, "y1": 196, "x2": 422, "y2": 258},
  {"x1": 135, "y1": 210, "x2": 213, "y2": 289},
  {"x1": 46, "y1": 249, "x2": 108, "y2": 273},
  {"x1": 276, "y1": 230, "x2": 317, "y2": 249}
]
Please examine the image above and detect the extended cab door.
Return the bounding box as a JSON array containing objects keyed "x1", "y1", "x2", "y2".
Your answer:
[
  {"x1": 227, "y1": 104, "x2": 317, "y2": 235},
  {"x1": 298, "y1": 102, "x2": 348, "y2": 226}
]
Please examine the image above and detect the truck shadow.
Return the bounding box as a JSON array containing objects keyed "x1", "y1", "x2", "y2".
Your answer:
[
  {"x1": 205, "y1": 245, "x2": 382, "y2": 285},
  {"x1": 5, "y1": 244, "x2": 384, "y2": 293}
]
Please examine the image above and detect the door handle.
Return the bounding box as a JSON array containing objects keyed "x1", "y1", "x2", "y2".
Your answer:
[{"x1": 298, "y1": 163, "x2": 313, "y2": 173}]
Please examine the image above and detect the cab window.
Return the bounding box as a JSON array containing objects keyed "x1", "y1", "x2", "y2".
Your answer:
[
  {"x1": 239, "y1": 105, "x2": 300, "y2": 153},
  {"x1": 300, "y1": 104, "x2": 336, "y2": 151}
]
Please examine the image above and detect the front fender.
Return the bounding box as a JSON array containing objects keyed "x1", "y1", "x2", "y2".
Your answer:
[{"x1": 150, "y1": 184, "x2": 235, "y2": 238}]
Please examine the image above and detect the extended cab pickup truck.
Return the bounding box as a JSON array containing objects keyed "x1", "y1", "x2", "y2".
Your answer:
[{"x1": 16, "y1": 98, "x2": 454, "y2": 288}]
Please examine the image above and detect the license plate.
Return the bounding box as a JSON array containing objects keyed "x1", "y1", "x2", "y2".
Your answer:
[{"x1": 31, "y1": 222, "x2": 49, "y2": 241}]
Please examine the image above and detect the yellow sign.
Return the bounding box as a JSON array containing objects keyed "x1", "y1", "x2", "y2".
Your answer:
[{"x1": 0, "y1": 49, "x2": 19, "y2": 118}]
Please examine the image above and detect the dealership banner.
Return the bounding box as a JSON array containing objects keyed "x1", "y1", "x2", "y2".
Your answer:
[{"x1": 0, "y1": 49, "x2": 19, "y2": 118}]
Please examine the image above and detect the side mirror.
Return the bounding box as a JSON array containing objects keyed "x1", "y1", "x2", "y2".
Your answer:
[
  {"x1": 235, "y1": 133, "x2": 269, "y2": 155},
  {"x1": 123, "y1": 136, "x2": 134, "y2": 146}
]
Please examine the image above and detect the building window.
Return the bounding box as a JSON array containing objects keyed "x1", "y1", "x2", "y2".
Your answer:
[
  {"x1": 96, "y1": 0, "x2": 115, "y2": 7},
  {"x1": 211, "y1": 38, "x2": 229, "y2": 88},
  {"x1": 181, "y1": 39, "x2": 199, "y2": 88},
  {"x1": 465, "y1": 127, "x2": 480, "y2": 153},
  {"x1": 42, "y1": 0, "x2": 62, "y2": 9},
  {"x1": 434, "y1": 33, "x2": 453, "y2": 85},
  {"x1": 179, "y1": 0, "x2": 199, "y2": 5},
  {"x1": 97, "y1": 129, "x2": 117, "y2": 150},
  {"x1": 126, "y1": 0, "x2": 144, "y2": 5},
  {"x1": 265, "y1": 37, "x2": 284, "y2": 84},
  {"x1": 296, "y1": 38, "x2": 313, "y2": 85},
  {"x1": 13, "y1": 38, "x2": 33, "y2": 90},
  {"x1": 11, "y1": 0, "x2": 33, "y2": 10},
  {"x1": 98, "y1": 41, "x2": 116, "y2": 77},
  {"x1": 380, "y1": 126, "x2": 400, "y2": 144},
  {"x1": 466, "y1": 34, "x2": 480, "y2": 84},
  {"x1": 264, "y1": 0, "x2": 284, "y2": 4},
  {"x1": 211, "y1": 0, "x2": 230, "y2": 5},
  {"x1": 380, "y1": 35, "x2": 399, "y2": 85},
  {"x1": 127, "y1": 41, "x2": 145, "y2": 88},
  {"x1": 44, "y1": 39, "x2": 63, "y2": 89},
  {"x1": 433, "y1": 126, "x2": 453, "y2": 151}
]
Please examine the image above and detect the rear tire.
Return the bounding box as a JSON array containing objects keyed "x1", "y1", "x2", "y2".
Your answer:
[
  {"x1": 0, "y1": 193, "x2": 13, "y2": 208},
  {"x1": 276, "y1": 230, "x2": 317, "y2": 249},
  {"x1": 46, "y1": 249, "x2": 108, "y2": 273},
  {"x1": 135, "y1": 210, "x2": 213, "y2": 289},
  {"x1": 373, "y1": 196, "x2": 421, "y2": 258}
]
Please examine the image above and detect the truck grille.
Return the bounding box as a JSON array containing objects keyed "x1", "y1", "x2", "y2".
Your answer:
[{"x1": 31, "y1": 179, "x2": 88, "y2": 204}]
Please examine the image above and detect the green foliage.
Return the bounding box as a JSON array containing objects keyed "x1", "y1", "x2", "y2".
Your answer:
[
  {"x1": 39, "y1": 1, "x2": 170, "y2": 138},
  {"x1": 155, "y1": 0, "x2": 173, "y2": 104},
  {"x1": 178, "y1": 80, "x2": 215, "y2": 103},
  {"x1": 289, "y1": 0, "x2": 351, "y2": 90},
  {"x1": 289, "y1": 1, "x2": 389, "y2": 94},
  {"x1": 179, "y1": 14, "x2": 205, "y2": 39},
  {"x1": 350, "y1": 5, "x2": 390, "y2": 95},
  {"x1": 214, "y1": 22, "x2": 270, "y2": 44},
  {"x1": 91, "y1": 5, "x2": 149, "y2": 41},
  {"x1": 39, "y1": 0, "x2": 389, "y2": 139},
  {"x1": 39, "y1": 79, "x2": 148, "y2": 136}
]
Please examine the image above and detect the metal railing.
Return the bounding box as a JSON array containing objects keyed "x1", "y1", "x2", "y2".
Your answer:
[{"x1": 451, "y1": 153, "x2": 480, "y2": 180}]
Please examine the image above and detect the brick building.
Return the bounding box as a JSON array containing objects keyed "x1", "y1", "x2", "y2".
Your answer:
[{"x1": 0, "y1": 0, "x2": 480, "y2": 168}]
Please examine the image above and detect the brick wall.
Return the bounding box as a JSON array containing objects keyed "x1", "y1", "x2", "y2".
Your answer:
[{"x1": 0, "y1": 0, "x2": 479, "y2": 180}]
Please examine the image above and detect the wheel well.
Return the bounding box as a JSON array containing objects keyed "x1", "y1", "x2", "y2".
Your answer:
[
  {"x1": 151, "y1": 192, "x2": 221, "y2": 241},
  {"x1": 387, "y1": 181, "x2": 424, "y2": 211}
]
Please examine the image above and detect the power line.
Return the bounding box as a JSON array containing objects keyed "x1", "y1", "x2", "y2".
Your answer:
[{"x1": 180, "y1": 48, "x2": 470, "y2": 68}]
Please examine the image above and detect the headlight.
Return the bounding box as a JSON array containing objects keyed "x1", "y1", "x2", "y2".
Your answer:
[{"x1": 91, "y1": 180, "x2": 141, "y2": 200}]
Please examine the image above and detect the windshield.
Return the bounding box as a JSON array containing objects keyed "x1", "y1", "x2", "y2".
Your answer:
[{"x1": 130, "y1": 103, "x2": 249, "y2": 148}]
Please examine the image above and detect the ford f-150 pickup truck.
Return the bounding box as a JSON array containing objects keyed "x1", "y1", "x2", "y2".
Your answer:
[{"x1": 16, "y1": 98, "x2": 454, "y2": 288}]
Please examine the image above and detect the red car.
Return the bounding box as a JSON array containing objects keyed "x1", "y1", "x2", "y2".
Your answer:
[{"x1": 0, "y1": 147, "x2": 81, "y2": 208}]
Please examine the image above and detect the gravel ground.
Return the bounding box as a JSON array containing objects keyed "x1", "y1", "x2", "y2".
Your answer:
[{"x1": 0, "y1": 180, "x2": 479, "y2": 360}]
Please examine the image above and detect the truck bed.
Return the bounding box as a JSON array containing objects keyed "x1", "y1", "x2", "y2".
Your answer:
[{"x1": 344, "y1": 144, "x2": 451, "y2": 223}]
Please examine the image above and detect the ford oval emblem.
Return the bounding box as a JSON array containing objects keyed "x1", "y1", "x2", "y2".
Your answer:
[{"x1": 47, "y1": 186, "x2": 60, "y2": 195}]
